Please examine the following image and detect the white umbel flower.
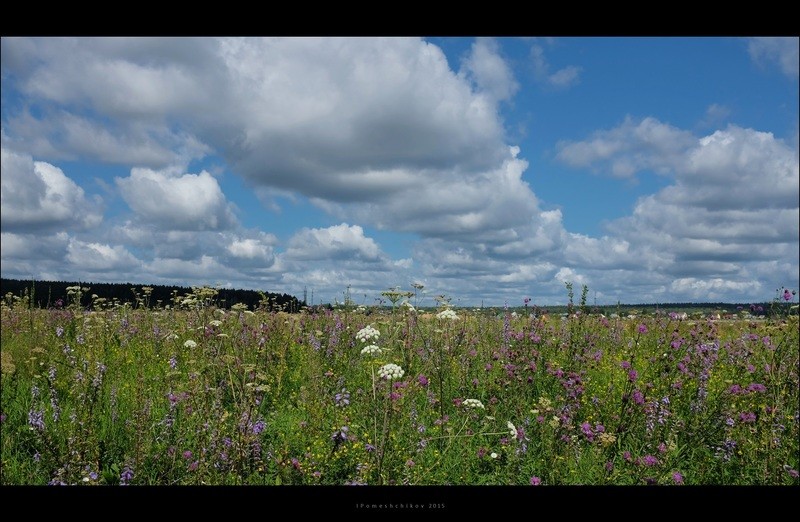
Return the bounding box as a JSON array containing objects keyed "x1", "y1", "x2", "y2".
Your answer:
[
  {"x1": 378, "y1": 363, "x2": 404, "y2": 380},
  {"x1": 360, "y1": 344, "x2": 383, "y2": 356},
  {"x1": 462, "y1": 398, "x2": 485, "y2": 409},
  {"x1": 356, "y1": 325, "x2": 380, "y2": 343},
  {"x1": 183, "y1": 340, "x2": 197, "y2": 349},
  {"x1": 437, "y1": 309, "x2": 458, "y2": 320},
  {"x1": 507, "y1": 421, "x2": 517, "y2": 438}
]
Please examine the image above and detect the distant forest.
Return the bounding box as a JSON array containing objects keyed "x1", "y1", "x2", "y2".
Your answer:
[{"x1": 0, "y1": 278, "x2": 306, "y2": 312}]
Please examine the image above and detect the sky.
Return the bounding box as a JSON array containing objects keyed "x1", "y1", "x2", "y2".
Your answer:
[{"x1": 1, "y1": 36, "x2": 798, "y2": 307}]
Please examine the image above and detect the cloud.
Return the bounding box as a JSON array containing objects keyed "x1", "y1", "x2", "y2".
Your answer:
[
  {"x1": 2, "y1": 38, "x2": 797, "y2": 306},
  {"x1": 284, "y1": 224, "x2": 383, "y2": 262},
  {"x1": 2, "y1": 109, "x2": 203, "y2": 168},
  {"x1": 277, "y1": 224, "x2": 419, "y2": 303},
  {"x1": 594, "y1": 123, "x2": 799, "y2": 296},
  {"x1": 698, "y1": 103, "x2": 731, "y2": 128},
  {"x1": 2, "y1": 37, "x2": 511, "y2": 215},
  {"x1": 666, "y1": 126, "x2": 799, "y2": 211},
  {"x1": 0, "y1": 148, "x2": 103, "y2": 233},
  {"x1": 558, "y1": 119, "x2": 799, "y2": 212},
  {"x1": 747, "y1": 37, "x2": 800, "y2": 78},
  {"x1": 530, "y1": 41, "x2": 582, "y2": 89},
  {"x1": 0, "y1": 231, "x2": 70, "y2": 262},
  {"x1": 556, "y1": 116, "x2": 696, "y2": 178},
  {"x1": 313, "y1": 147, "x2": 540, "y2": 241},
  {"x1": 65, "y1": 239, "x2": 140, "y2": 272},
  {"x1": 460, "y1": 37, "x2": 519, "y2": 103},
  {"x1": 116, "y1": 168, "x2": 237, "y2": 231}
]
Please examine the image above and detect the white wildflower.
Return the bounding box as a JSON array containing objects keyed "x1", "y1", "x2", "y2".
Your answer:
[
  {"x1": 490, "y1": 452, "x2": 499, "y2": 459},
  {"x1": 437, "y1": 309, "x2": 459, "y2": 320},
  {"x1": 507, "y1": 421, "x2": 517, "y2": 438},
  {"x1": 356, "y1": 325, "x2": 380, "y2": 343},
  {"x1": 184, "y1": 340, "x2": 197, "y2": 349},
  {"x1": 378, "y1": 363, "x2": 404, "y2": 380},
  {"x1": 209, "y1": 320, "x2": 222, "y2": 328},
  {"x1": 462, "y1": 398, "x2": 485, "y2": 410},
  {"x1": 360, "y1": 344, "x2": 383, "y2": 356}
]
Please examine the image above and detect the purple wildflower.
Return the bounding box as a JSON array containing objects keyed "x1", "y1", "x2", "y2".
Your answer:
[
  {"x1": 746, "y1": 383, "x2": 766, "y2": 393},
  {"x1": 169, "y1": 356, "x2": 177, "y2": 370},
  {"x1": 739, "y1": 411, "x2": 757, "y2": 423},
  {"x1": 530, "y1": 476, "x2": 541, "y2": 485},
  {"x1": 334, "y1": 388, "x2": 350, "y2": 407},
  {"x1": 728, "y1": 384, "x2": 743, "y2": 395},
  {"x1": 580, "y1": 421, "x2": 595, "y2": 441},
  {"x1": 253, "y1": 419, "x2": 266, "y2": 434},
  {"x1": 188, "y1": 461, "x2": 199, "y2": 472},
  {"x1": 56, "y1": 326, "x2": 64, "y2": 337},
  {"x1": 417, "y1": 374, "x2": 429, "y2": 387},
  {"x1": 365, "y1": 443, "x2": 376, "y2": 453},
  {"x1": 672, "y1": 472, "x2": 684, "y2": 484},
  {"x1": 642, "y1": 455, "x2": 659, "y2": 467},
  {"x1": 787, "y1": 469, "x2": 799, "y2": 479},
  {"x1": 628, "y1": 369, "x2": 639, "y2": 382},
  {"x1": 623, "y1": 451, "x2": 632, "y2": 462},
  {"x1": 638, "y1": 323, "x2": 647, "y2": 334},
  {"x1": 28, "y1": 410, "x2": 45, "y2": 431},
  {"x1": 182, "y1": 450, "x2": 193, "y2": 460},
  {"x1": 332, "y1": 426, "x2": 349, "y2": 444}
]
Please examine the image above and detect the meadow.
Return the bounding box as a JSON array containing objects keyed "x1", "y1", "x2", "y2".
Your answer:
[{"x1": 1, "y1": 285, "x2": 798, "y2": 486}]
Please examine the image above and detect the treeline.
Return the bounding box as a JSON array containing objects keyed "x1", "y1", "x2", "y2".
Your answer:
[{"x1": 0, "y1": 278, "x2": 306, "y2": 312}]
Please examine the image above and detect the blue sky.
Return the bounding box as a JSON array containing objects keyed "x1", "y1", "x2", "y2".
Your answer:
[{"x1": 1, "y1": 37, "x2": 798, "y2": 306}]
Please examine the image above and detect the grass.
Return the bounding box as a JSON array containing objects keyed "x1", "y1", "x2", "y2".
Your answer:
[{"x1": 1, "y1": 285, "x2": 798, "y2": 486}]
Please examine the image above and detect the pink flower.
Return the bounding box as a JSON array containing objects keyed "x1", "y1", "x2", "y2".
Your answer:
[{"x1": 530, "y1": 476, "x2": 541, "y2": 485}]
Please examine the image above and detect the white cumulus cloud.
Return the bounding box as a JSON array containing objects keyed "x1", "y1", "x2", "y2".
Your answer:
[
  {"x1": 460, "y1": 37, "x2": 519, "y2": 103},
  {"x1": 1, "y1": 148, "x2": 103, "y2": 233},
  {"x1": 116, "y1": 168, "x2": 237, "y2": 231}
]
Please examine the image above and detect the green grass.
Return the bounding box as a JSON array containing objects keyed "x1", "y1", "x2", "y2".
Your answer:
[{"x1": 1, "y1": 287, "x2": 798, "y2": 486}]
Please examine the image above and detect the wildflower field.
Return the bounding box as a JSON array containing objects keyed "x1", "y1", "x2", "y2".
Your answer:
[{"x1": 1, "y1": 286, "x2": 798, "y2": 487}]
